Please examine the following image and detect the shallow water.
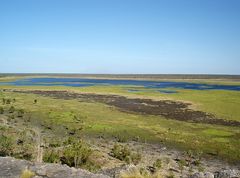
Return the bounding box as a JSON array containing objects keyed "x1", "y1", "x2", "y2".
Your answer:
[{"x1": 1, "y1": 77, "x2": 240, "y2": 91}]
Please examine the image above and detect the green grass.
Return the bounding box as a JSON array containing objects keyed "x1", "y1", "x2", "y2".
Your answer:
[
  {"x1": 167, "y1": 89, "x2": 240, "y2": 122},
  {"x1": 202, "y1": 129, "x2": 234, "y2": 137},
  {"x1": 0, "y1": 90, "x2": 239, "y2": 163}
]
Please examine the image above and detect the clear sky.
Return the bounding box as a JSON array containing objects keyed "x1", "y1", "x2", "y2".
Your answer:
[{"x1": 0, "y1": 0, "x2": 240, "y2": 74}]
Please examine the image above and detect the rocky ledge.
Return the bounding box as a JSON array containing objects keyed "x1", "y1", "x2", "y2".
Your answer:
[
  {"x1": 0, "y1": 157, "x2": 239, "y2": 178},
  {"x1": 0, "y1": 157, "x2": 109, "y2": 178}
]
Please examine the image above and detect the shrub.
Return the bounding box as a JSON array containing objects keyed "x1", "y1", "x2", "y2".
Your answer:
[
  {"x1": 6, "y1": 99, "x2": 11, "y2": 104},
  {"x1": 34, "y1": 99, "x2": 37, "y2": 104},
  {"x1": 9, "y1": 114, "x2": 15, "y2": 120},
  {"x1": 20, "y1": 169, "x2": 35, "y2": 178},
  {"x1": 63, "y1": 137, "x2": 76, "y2": 145},
  {"x1": 61, "y1": 140, "x2": 92, "y2": 168},
  {"x1": 110, "y1": 144, "x2": 141, "y2": 165},
  {"x1": 49, "y1": 140, "x2": 61, "y2": 148},
  {"x1": 166, "y1": 175, "x2": 175, "y2": 178},
  {"x1": 43, "y1": 138, "x2": 99, "y2": 171},
  {"x1": 81, "y1": 161, "x2": 101, "y2": 172},
  {"x1": 116, "y1": 134, "x2": 128, "y2": 143},
  {"x1": 17, "y1": 109, "x2": 25, "y2": 117},
  {"x1": 2, "y1": 98, "x2": 6, "y2": 104},
  {"x1": 9, "y1": 106, "x2": 15, "y2": 113},
  {"x1": 110, "y1": 144, "x2": 131, "y2": 163},
  {"x1": 153, "y1": 159, "x2": 162, "y2": 169},
  {"x1": 0, "y1": 135, "x2": 13, "y2": 156},
  {"x1": 14, "y1": 144, "x2": 34, "y2": 161},
  {"x1": 131, "y1": 152, "x2": 142, "y2": 165},
  {"x1": 178, "y1": 159, "x2": 186, "y2": 174},
  {"x1": 43, "y1": 149, "x2": 60, "y2": 163},
  {"x1": 0, "y1": 106, "x2": 3, "y2": 114}
]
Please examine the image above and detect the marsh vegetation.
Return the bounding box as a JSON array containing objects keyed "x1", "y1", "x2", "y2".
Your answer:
[{"x1": 0, "y1": 76, "x2": 239, "y2": 177}]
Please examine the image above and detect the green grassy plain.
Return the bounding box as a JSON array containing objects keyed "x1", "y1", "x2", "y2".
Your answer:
[
  {"x1": 0, "y1": 87, "x2": 239, "y2": 163},
  {"x1": 2, "y1": 82, "x2": 240, "y2": 123},
  {"x1": 0, "y1": 76, "x2": 240, "y2": 163}
]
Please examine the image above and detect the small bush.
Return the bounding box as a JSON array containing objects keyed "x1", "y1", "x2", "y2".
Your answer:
[
  {"x1": 81, "y1": 161, "x2": 101, "y2": 172},
  {"x1": 166, "y1": 175, "x2": 175, "y2": 178},
  {"x1": 34, "y1": 99, "x2": 37, "y2": 104},
  {"x1": 131, "y1": 152, "x2": 142, "y2": 165},
  {"x1": 43, "y1": 138, "x2": 94, "y2": 168},
  {"x1": 9, "y1": 106, "x2": 15, "y2": 113},
  {"x1": 43, "y1": 149, "x2": 60, "y2": 163},
  {"x1": 110, "y1": 144, "x2": 131, "y2": 163},
  {"x1": 17, "y1": 109, "x2": 25, "y2": 117},
  {"x1": 153, "y1": 159, "x2": 162, "y2": 169},
  {"x1": 9, "y1": 114, "x2": 15, "y2": 120},
  {"x1": 49, "y1": 140, "x2": 61, "y2": 148},
  {"x1": 110, "y1": 144, "x2": 141, "y2": 165},
  {"x1": 61, "y1": 140, "x2": 92, "y2": 168},
  {"x1": 178, "y1": 159, "x2": 186, "y2": 174},
  {"x1": 197, "y1": 165, "x2": 205, "y2": 172},
  {"x1": 63, "y1": 137, "x2": 76, "y2": 145},
  {"x1": 0, "y1": 135, "x2": 13, "y2": 156},
  {"x1": 14, "y1": 144, "x2": 34, "y2": 161},
  {"x1": 2, "y1": 98, "x2": 6, "y2": 104},
  {"x1": 0, "y1": 106, "x2": 3, "y2": 114},
  {"x1": 116, "y1": 134, "x2": 128, "y2": 143},
  {"x1": 6, "y1": 99, "x2": 11, "y2": 104},
  {"x1": 20, "y1": 169, "x2": 35, "y2": 178}
]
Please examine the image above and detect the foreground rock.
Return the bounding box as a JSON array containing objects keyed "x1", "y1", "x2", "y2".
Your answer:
[
  {"x1": 0, "y1": 157, "x2": 109, "y2": 178},
  {"x1": 0, "y1": 157, "x2": 239, "y2": 178},
  {"x1": 188, "y1": 169, "x2": 239, "y2": 178}
]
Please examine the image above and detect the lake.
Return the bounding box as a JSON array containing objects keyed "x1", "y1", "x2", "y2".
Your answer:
[{"x1": 1, "y1": 77, "x2": 240, "y2": 91}]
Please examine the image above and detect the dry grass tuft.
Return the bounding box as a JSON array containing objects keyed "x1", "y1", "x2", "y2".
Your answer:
[
  {"x1": 120, "y1": 165, "x2": 164, "y2": 178},
  {"x1": 20, "y1": 169, "x2": 35, "y2": 178}
]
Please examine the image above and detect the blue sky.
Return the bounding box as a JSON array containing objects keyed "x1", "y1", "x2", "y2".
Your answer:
[{"x1": 0, "y1": 0, "x2": 240, "y2": 74}]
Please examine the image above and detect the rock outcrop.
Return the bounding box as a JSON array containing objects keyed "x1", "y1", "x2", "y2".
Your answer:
[
  {"x1": 1, "y1": 157, "x2": 239, "y2": 178},
  {"x1": 0, "y1": 157, "x2": 109, "y2": 178},
  {"x1": 190, "y1": 170, "x2": 239, "y2": 178}
]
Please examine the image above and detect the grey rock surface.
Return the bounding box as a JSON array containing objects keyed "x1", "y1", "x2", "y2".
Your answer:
[
  {"x1": 190, "y1": 170, "x2": 239, "y2": 178},
  {"x1": 0, "y1": 157, "x2": 110, "y2": 178},
  {"x1": 204, "y1": 172, "x2": 214, "y2": 178},
  {"x1": 190, "y1": 172, "x2": 205, "y2": 178},
  {"x1": 214, "y1": 169, "x2": 239, "y2": 178}
]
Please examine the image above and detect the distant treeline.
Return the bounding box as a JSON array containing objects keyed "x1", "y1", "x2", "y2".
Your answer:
[{"x1": 1, "y1": 73, "x2": 240, "y2": 80}]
